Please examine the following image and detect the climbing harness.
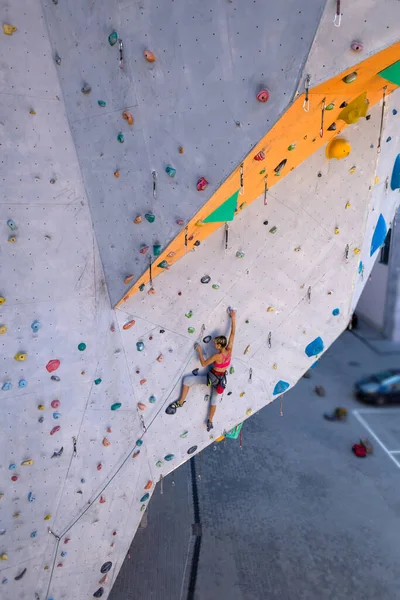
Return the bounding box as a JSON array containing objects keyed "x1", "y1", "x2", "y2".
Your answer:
[
  {"x1": 263, "y1": 175, "x2": 268, "y2": 205},
  {"x1": 303, "y1": 75, "x2": 311, "y2": 112},
  {"x1": 333, "y1": 0, "x2": 341, "y2": 27},
  {"x1": 320, "y1": 98, "x2": 326, "y2": 138},
  {"x1": 239, "y1": 164, "x2": 244, "y2": 195},
  {"x1": 377, "y1": 86, "x2": 387, "y2": 154}
]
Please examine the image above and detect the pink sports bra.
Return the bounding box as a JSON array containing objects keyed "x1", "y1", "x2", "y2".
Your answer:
[{"x1": 214, "y1": 351, "x2": 231, "y2": 369}]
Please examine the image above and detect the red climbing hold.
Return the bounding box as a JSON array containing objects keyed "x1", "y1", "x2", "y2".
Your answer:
[
  {"x1": 50, "y1": 426, "x2": 60, "y2": 436},
  {"x1": 254, "y1": 151, "x2": 266, "y2": 161},
  {"x1": 139, "y1": 379, "x2": 147, "y2": 386},
  {"x1": 99, "y1": 496, "x2": 106, "y2": 504},
  {"x1": 256, "y1": 89, "x2": 269, "y2": 103},
  {"x1": 197, "y1": 177, "x2": 209, "y2": 191},
  {"x1": 97, "y1": 463, "x2": 102, "y2": 471},
  {"x1": 144, "y1": 480, "x2": 153, "y2": 489},
  {"x1": 64, "y1": 538, "x2": 70, "y2": 544},
  {"x1": 352, "y1": 443, "x2": 367, "y2": 457},
  {"x1": 46, "y1": 359, "x2": 60, "y2": 373},
  {"x1": 11, "y1": 475, "x2": 18, "y2": 482},
  {"x1": 140, "y1": 245, "x2": 150, "y2": 254}
]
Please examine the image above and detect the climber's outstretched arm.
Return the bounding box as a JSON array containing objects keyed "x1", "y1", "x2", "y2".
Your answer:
[
  {"x1": 227, "y1": 309, "x2": 236, "y2": 351},
  {"x1": 195, "y1": 345, "x2": 219, "y2": 367}
]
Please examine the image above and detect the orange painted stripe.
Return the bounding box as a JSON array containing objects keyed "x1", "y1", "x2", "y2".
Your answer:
[{"x1": 115, "y1": 42, "x2": 400, "y2": 307}]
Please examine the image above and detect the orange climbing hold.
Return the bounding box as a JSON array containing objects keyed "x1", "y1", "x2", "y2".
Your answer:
[
  {"x1": 123, "y1": 319, "x2": 135, "y2": 330},
  {"x1": 139, "y1": 379, "x2": 147, "y2": 386},
  {"x1": 103, "y1": 438, "x2": 111, "y2": 447},
  {"x1": 144, "y1": 50, "x2": 156, "y2": 62},
  {"x1": 114, "y1": 170, "x2": 120, "y2": 178},
  {"x1": 144, "y1": 480, "x2": 153, "y2": 489},
  {"x1": 122, "y1": 110, "x2": 134, "y2": 125},
  {"x1": 134, "y1": 216, "x2": 142, "y2": 224},
  {"x1": 326, "y1": 138, "x2": 351, "y2": 160},
  {"x1": 124, "y1": 275, "x2": 134, "y2": 284},
  {"x1": 132, "y1": 450, "x2": 140, "y2": 458},
  {"x1": 137, "y1": 402, "x2": 146, "y2": 410}
]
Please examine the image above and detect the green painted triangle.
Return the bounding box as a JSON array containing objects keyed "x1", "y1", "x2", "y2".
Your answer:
[
  {"x1": 203, "y1": 190, "x2": 239, "y2": 223},
  {"x1": 378, "y1": 60, "x2": 400, "y2": 86}
]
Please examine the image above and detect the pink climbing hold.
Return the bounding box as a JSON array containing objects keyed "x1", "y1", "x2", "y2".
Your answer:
[
  {"x1": 140, "y1": 245, "x2": 149, "y2": 254},
  {"x1": 254, "y1": 150, "x2": 266, "y2": 161},
  {"x1": 197, "y1": 177, "x2": 209, "y2": 191},
  {"x1": 97, "y1": 463, "x2": 102, "y2": 471},
  {"x1": 46, "y1": 359, "x2": 60, "y2": 373},
  {"x1": 256, "y1": 89, "x2": 269, "y2": 103},
  {"x1": 51, "y1": 399, "x2": 60, "y2": 409},
  {"x1": 176, "y1": 219, "x2": 185, "y2": 226},
  {"x1": 50, "y1": 426, "x2": 60, "y2": 436},
  {"x1": 99, "y1": 496, "x2": 106, "y2": 504},
  {"x1": 64, "y1": 538, "x2": 70, "y2": 544},
  {"x1": 351, "y1": 41, "x2": 363, "y2": 51},
  {"x1": 99, "y1": 574, "x2": 109, "y2": 585}
]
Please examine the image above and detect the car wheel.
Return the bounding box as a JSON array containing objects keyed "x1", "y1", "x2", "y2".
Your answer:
[{"x1": 376, "y1": 395, "x2": 386, "y2": 406}]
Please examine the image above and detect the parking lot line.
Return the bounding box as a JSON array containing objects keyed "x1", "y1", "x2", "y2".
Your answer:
[{"x1": 352, "y1": 410, "x2": 400, "y2": 470}]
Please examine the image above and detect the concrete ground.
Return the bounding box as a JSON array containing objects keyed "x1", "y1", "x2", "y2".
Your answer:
[{"x1": 109, "y1": 323, "x2": 400, "y2": 600}]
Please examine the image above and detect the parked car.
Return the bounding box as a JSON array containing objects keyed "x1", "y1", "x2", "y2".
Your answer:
[{"x1": 355, "y1": 370, "x2": 400, "y2": 405}]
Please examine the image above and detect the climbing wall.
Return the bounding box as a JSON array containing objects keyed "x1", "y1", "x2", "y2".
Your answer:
[{"x1": 1, "y1": 0, "x2": 400, "y2": 599}]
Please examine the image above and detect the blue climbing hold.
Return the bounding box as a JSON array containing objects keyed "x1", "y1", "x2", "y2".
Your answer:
[
  {"x1": 390, "y1": 154, "x2": 400, "y2": 190},
  {"x1": 111, "y1": 403, "x2": 121, "y2": 411},
  {"x1": 9, "y1": 464, "x2": 16, "y2": 470},
  {"x1": 393, "y1": 109, "x2": 398, "y2": 115},
  {"x1": 2, "y1": 578, "x2": 8, "y2": 584},
  {"x1": 28, "y1": 492, "x2": 35, "y2": 502},
  {"x1": 7, "y1": 219, "x2": 17, "y2": 231},
  {"x1": 273, "y1": 380, "x2": 290, "y2": 395},
  {"x1": 81, "y1": 478, "x2": 86, "y2": 484},
  {"x1": 53, "y1": 412, "x2": 61, "y2": 419},
  {"x1": 31, "y1": 321, "x2": 41, "y2": 333},
  {"x1": 117, "y1": 133, "x2": 124, "y2": 143},
  {"x1": 164, "y1": 454, "x2": 174, "y2": 461},
  {"x1": 358, "y1": 260, "x2": 363, "y2": 274},
  {"x1": 2, "y1": 382, "x2": 12, "y2": 391},
  {"x1": 61, "y1": 551, "x2": 67, "y2": 557},
  {"x1": 305, "y1": 337, "x2": 324, "y2": 357},
  {"x1": 370, "y1": 214, "x2": 387, "y2": 257},
  {"x1": 30, "y1": 531, "x2": 37, "y2": 538},
  {"x1": 18, "y1": 379, "x2": 28, "y2": 388},
  {"x1": 140, "y1": 493, "x2": 150, "y2": 502},
  {"x1": 165, "y1": 165, "x2": 176, "y2": 178},
  {"x1": 136, "y1": 439, "x2": 143, "y2": 447},
  {"x1": 149, "y1": 395, "x2": 156, "y2": 403},
  {"x1": 332, "y1": 308, "x2": 340, "y2": 316},
  {"x1": 136, "y1": 341, "x2": 145, "y2": 351},
  {"x1": 387, "y1": 136, "x2": 392, "y2": 143}
]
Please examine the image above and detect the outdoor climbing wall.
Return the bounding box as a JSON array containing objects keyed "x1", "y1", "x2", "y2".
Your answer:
[{"x1": 1, "y1": 1, "x2": 400, "y2": 600}]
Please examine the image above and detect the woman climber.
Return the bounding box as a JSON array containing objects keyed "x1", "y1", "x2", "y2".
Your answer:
[{"x1": 166, "y1": 308, "x2": 236, "y2": 432}]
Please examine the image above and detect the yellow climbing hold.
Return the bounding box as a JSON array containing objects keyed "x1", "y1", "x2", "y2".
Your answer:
[
  {"x1": 0, "y1": 325, "x2": 7, "y2": 335},
  {"x1": 215, "y1": 435, "x2": 225, "y2": 442},
  {"x1": 3, "y1": 24, "x2": 17, "y2": 35},
  {"x1": 334, "y1": 227, "x2": 340, "y2": 235},
  {"x1": 38, "y1": 404, "x2": 45, "y2": 411},
  {"x1": 29, "y1": 109, "x2": 36, "y2": 115},
  {"x1": 273, "y1": 363, "x2": 278, "y2": 370},
  {"x1": 326, "y1": 138, "x2": 351, "y2": 160},
  {"x1": 195, "y1": 220, "x2": 205, "y2": 227},
  {"x1": 375, "y1": 176, "x2": 380, "y2": 184},
  {"x1": 338, "y1": 92, "x2": 368, "y2": 125},
  {"x1": 267, "y1": 306, "x2": 275, "y2": 312},
  {"x1": 345, "y1": 202, "x2": 351, "y2": 209},
  {"x1": 246, "y1": 409, "x2": 252, "y2": 416},
  {"x1": 8, "y1": 236, "x2": 16, "y2": 243},
  {"x1": 294, "y1": 247, "x2": 301, "y2": 252},
  {"x1": 244, "y1": 345, "x2": 250, "y2": 355},
  {"x1": 21, "y1": 459, "x2": 34, "y2": 466},
  {"x1": 0, "y1": 297, "x2": 5, "y2": 305},
  {"x1": 240, "y1": 392, "x2": 246, "y2": 398},
  {"x1": 14, "y1": 353, "x2": 27, "y2": 361},
  {"x1": 13, "y1": 512, "x2": 20, "y2": 518},
  {"x1": 353, "y1": 248, "x2": 361, "y2": 254},
  {"x1": 349, "y1": 166, "x2": 356, "y2": 174},
  {"x1": 0, "y1": 553, "x2": 8, "y2": 561},
  {"x1": 44, "y1": 514, "x2": 51, "y2": 520}
]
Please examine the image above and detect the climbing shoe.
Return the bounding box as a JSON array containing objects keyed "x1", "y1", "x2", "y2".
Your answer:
[
  {"x1": 206, "y1": 420, "x2": 214, "y2": 432},
  {"x1": 165, "y1": 400, "x2": 185, "y2": 415}
]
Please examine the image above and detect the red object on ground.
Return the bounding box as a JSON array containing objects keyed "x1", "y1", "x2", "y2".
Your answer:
[
  {"x1": 352, "y1": 443, "x2": 367, "y2": 457},
  {"x1": 256, "y1": 89, "x2": 269, "y2": 103},
  {"x1": 254, "y1": 151, "x2": 266, "y2": 161},
  {"x1": 197, "y1": 177, "x2": 209, "y2": 191},
  {"x1": 46, "y1": 359, "x2": 60, "y2": 373}
]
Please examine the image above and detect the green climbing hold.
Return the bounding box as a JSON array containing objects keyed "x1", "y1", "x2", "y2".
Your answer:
[
  {"x1": 108, "y1": 31, "x2": 118, "y2": 46},
  {"x1": 236, "y1": 251, "x2": 245, "y2": 258},
  {"x1": 78, "y1": 343, "x2": 86, "y2": 351},
  {"x1": 165, "y1": 165, "x2": 176, "y2": 178},
  {"x1": 180, "y1": 431, "x2": 188, "y2": 438},
  {"x1": 136, "y1": 439, "x2": 143, "y2": 447},
  {"x1": 149, "y1": 395, "x2": 156, "y2": 403},
  {"x1": 140, "y1": 493, "x2": 150, "y2": 502},
  {"x1": 94, "y1": 378, "x2": 102, "y2": 385},
  {"x1": 342, "y1": 72, "x2": 357, "y2": 84},
  {"x1": 145, "y1": 213, "x2": 155, "y2": 223},
  {"x1": 155, "y1": 460, "x2": 162, "y2": 467},
  {"x1": 229, "y1": 366, "x2": 235, "y2": 374},
  {"x1": 164, "y1": 454, "x2": 174, "y2": 461},
  {"x1": 325, "y1": 102, "x2": 335, "y2": 111},
  {"x1": 259, "y1": 169, "x2": 266, "y2": 175},
  {"x1": 157, "y1": 260, "x2": 168, "y2": 269},
  {"x1": 98, "y1": 100, "x2": 106, "y2": 107},
  {"x1": 212, "y1": 283, "x2": 220, "y2": 290},
  {"x1": 188, "y1": 327, "x2": 195, "y2": 334},
  {"x1": 185, "y1": 310, "x2": 193, "y2": 318},
  {"x1": 287, "y1": 143, "x2": 296, "y2": 151},
  {"x1": 153, "y1": 244, "x2": 161, "y2": 256},
  {"x1": 117, "y1": 133, "x2": 124, "y2": 143},
  {"x1": 111, "y1": 403, "x2": 121, "y2": 410}
]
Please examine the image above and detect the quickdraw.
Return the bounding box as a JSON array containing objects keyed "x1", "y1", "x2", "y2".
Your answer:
[
  {"x1": 303, "y1": 75, "x2": 311, "y2": 112},
  {"x1": 333, "y1": 0, "x2": 341, "y2": 27}
]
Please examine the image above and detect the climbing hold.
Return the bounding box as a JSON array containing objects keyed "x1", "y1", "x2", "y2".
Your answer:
[
  {"x1": 391, "y1": 155, "x2": 400, "y2": 190},
  {"x1": 46, "y1": 359, "x2": 60, "y2": 372},
  {"x1": 203, "y1": 335, "x2": 212, "y2": 344},
  {"x1": 124, "y1": 275, "x2": 134, "y2": 284},
  {"x1": 137, "y1": 403, "x2": 146, "y2": 410},
  {"x1": 51, "y1": 399, "x2": 60, "y2": 409},
  {"x1": 351, "y1": 41, "x2": 363, "y2": 51},
  {"x1": 117, "y1": 133, "x2": 124, "y2": 143},
  {"x1": 30, "y1": 531, "x2": 37, "y2": 538},
  {"x1": 256, "y1": 89, "x2": 269, "y2": 103},
  {"x1": 164, "y1": 454, "x2": 174, "y2": 461},
  {"x1": 342, "y1": 72, "x2": 357, "y2": 84},
  {"x1": 153, "y1": 244, "x2": 162, "y2": 256},
  {"x1": 0, "y1": 325, "x2": 6, "y2": 335},
  {"x1": 18, "y1": 379, "x2": 27, "y2": 388},
  {"x1": 81, "y1": 84, "x2": 91, "y2": 94},
  {"x1": 157, "y1": 260, "x2": 169, "y2": 269},
  {"x1": 236, "y1": 251, "x2": 245, "y2": 258},
  {"x1": 305, "y1": 336, "x2": 325, "y2": 357},
  {"x1": 111, "y1": 403, "x2": 121, "y2": 411},
  {"x1": 14, "y1": 353, "x2": 27, "y2": 361},
  {"x1": 0, "y1": 297, "x2": 5, "y2": 305},
  {"x1": 139, "y1": 245, "x2": 150, "y2": 255},
  {"x1": 387, "y1": 136, "x2": 392, "y2": 143},
  {"x1": 0, "y1": 554, "x2": 7, "y2": 561},
  {"x1": 140, "y1": 493, "x2": 150, "y2": 502},
  {"x1": 99, "y1": 574, "x2": 109, "y2": 585},
  {"x1": 287, "y1": 143, "x2": 296, "y2": 151},
  {"x1": 136, "y1": 341, "x2": 145, "y2": 351},
  {"x1": 3, "y1": 24, "x2": 17, "y2": 35},
  {"x1": 140, "y1": 379, "x2": 147, "y2": 385},
  {"x1": 254, "y1": 150, "x2": 266, "y2": 161},
  {"x1": 229, "y1": 366, "x2": 235, "y2": 374},
  {"x1": 99, "y1": 496, "x2": 106, "y2": 504},
  {"x1": 11, "y1": 475, "x2": 18, "y2": 481},
  {"x1": 327, "y1": 122, "x2": 336, "y2": 131},
  {"x1": 50, "y1": 426, "x2": 60, "y2": 435},
  {"x1": 44, "y1": 515, "x2": 51, "y2": 521},
  {"x1": 14, "y1": 568, "x2": 27, "y2": 581},
  {"x1": 21, "y1": 459, "x2": 34, "y2": 466},
  {"x1": 9, "y1": 464, "x2": 16, "y2": 470},
  {"x1": 2, "y1": 382, "x2": 11, "y2": 391},
  {"x1": 51, "y1": 447, "x2": 63, "y2": 458},
  {"x1": 187, "y1": 446, "x2": 197, "y2": 455},
  {"x1": 338, "y1": 92, "x2": 368, "y2": 124},
  {"x1": 100, "y1": 561, "x2": 112, "y2": 574},
  {"x1": 93, "y1": 588, "x2": 104, "y2": 598},
  {"x1": 108, "y1": 31, "x2": 118, "y2": 46},
  {"x1": 144, "y1": 480, "x2": 153, "y2": 490},
  {"x1": 201, "y1": 275, "x2": 211, "y2": 284},
  {"x1": 94, "y1": 378, "x2": 102, "y2": 385},
  {"x1": 325, "y1": 103, "x2": 335, "y2": 111},
  {"x1": 61, "y1": 551, "x2": 67, "y2": 557},
  {"x1": 30, "y1": 320, "x2": 41, "y2": 333},
  {"x1": 187, "y1": 327, "x2": 195, "y2": 334},
  {"x1": 7, "y1": 219, "x2": 17, "y2": 230},
  {"x1": 145, "y1": 213, "x2": 155, "y2": 223},
  {"x1": 211, "y1": 284, "x2": 220, "y2": 290},
  {"x1": 98, "y1": 100, "x2": 106, "y2": 107},
  {"x1": 133, "y1": 216, "x2": 142, "y2": 224},
  {"x1": 239, "y1": 392, "x2": 245, "y2": 398},
  {"x1": 103, "y1": 438, "x2": 111, "y2": 447},
  {"x1": 334, "y1": 227, "x2": 340, "y2": 235},
  {"x1": 244, "y1": 345, "x2": 250, "y2": 354},
  {"x1": 149, "y1": 395, "x2": 156, "y2": 403},
  {"x1": 393, "y1": 109, "x2": 398, "y2": 116},
  {"x1": 267, "y1": 306, "x2": 275, "y2": 312},
  {"x1": 196, "y1": 177, "x2": 209, "y2": 191},
  {"x1": 29, "y1": 109, "x2": 36, "y2": 115},
  {"x1": 332, "y1": 308, "x2": 340, "y2": 316},
  {"x1": 176, "y1": 218, "x2": 185, "y2": 226},
  {"x1": 97, "y1": 463, "x2": 102, "y2": 471},
  {"x1": 326, "y1": 138, "x2": 351, "y2": 160},
  {"x1": 185, "y1": 310, "x2": 193, "y2": 318},
  {"x1": 8, "y1": 235, "x2": 16, "y2": 243},
  {"x1": 157, "y1": 354, "x2": 164, "y2": 362},
  {"x1": 122, "y1": 110, "x2": 134, "y2": 125},
  {"x1": 136, "y1": 440, "x2": 143, "y2": 447},
  {"x1": 192, "y1": 368, "x2": 199, "y2": 376},
  {"x1": 144, "y1": 50, "x2": 156, "y2": 62},
  {"x1": 123, "y1": 319, "x2": 136, "y2": 330},
  {"x1": 246, "y1": 409, "x2": 252, "y2": 416},
  {"x1": 28, "y1": 492, "x2": 35, "y2": 502},
  {"x1": 165, "y1": 165, "x2": 176, "y2": 177},
  {"x1": 77, "y1": 342, "x2": 87, "y2": 352},
  {"x1": 274, "y1": 159, "x2": 287, "y2": 175},
  {"x1": 273, "y1": 380, "x2": 290, "y2": 395},
  {"x1": 132, "y1": 450, "x2": 140, "y2": 458}
]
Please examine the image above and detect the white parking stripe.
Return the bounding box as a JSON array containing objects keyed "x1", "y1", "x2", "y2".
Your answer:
[{"x1": 352, "y1": 410, "x2": 400, "y2": 470}]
